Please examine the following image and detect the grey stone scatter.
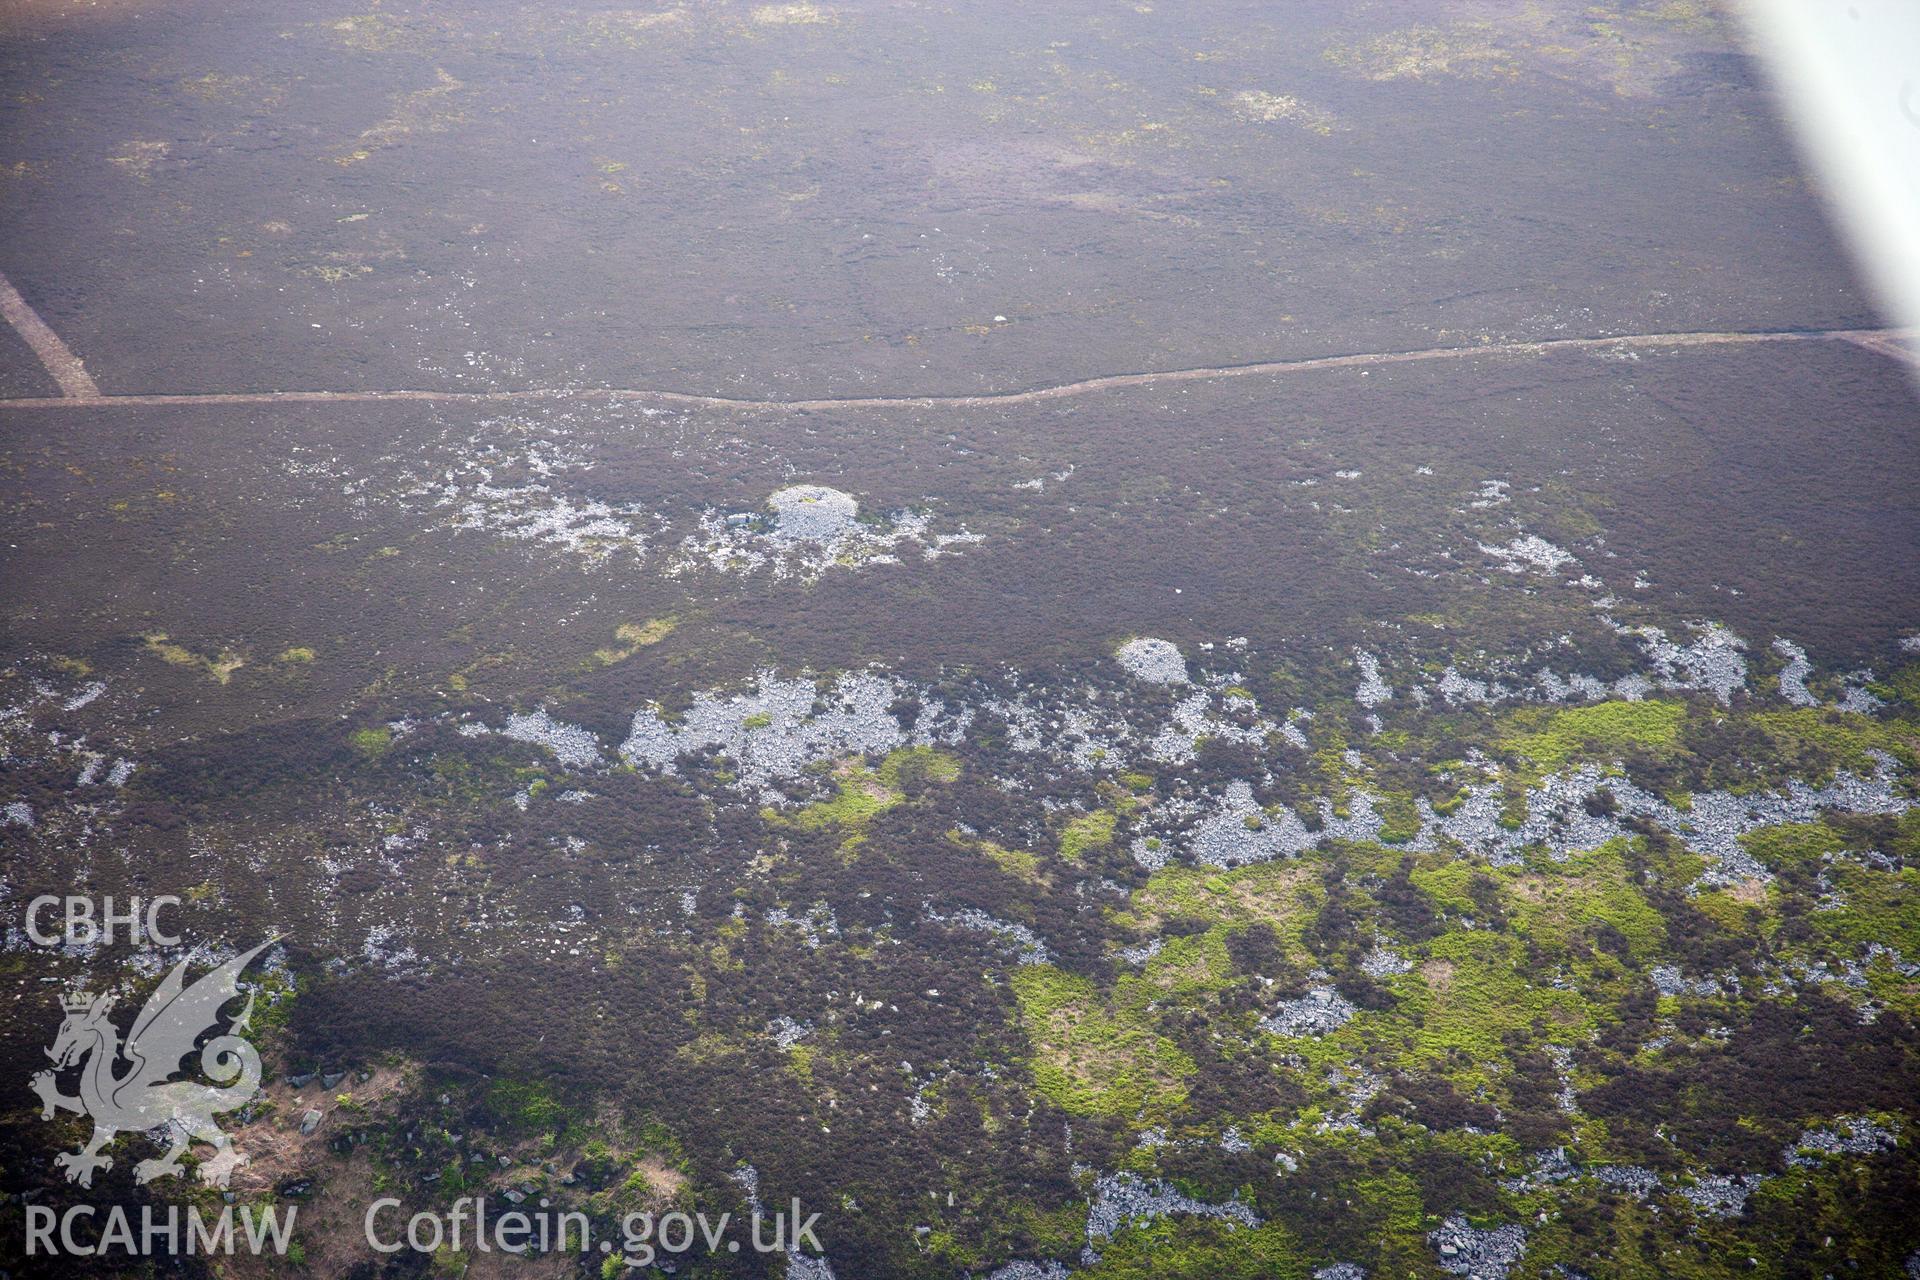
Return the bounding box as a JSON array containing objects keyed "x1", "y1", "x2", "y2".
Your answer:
[
  {"x1": 1146, "y1": 687, "x2": 1281, "y2": 764},
  {"x1": 766, "y1": 1017, "x2": 814, "y2": 1050},
  {"x1": 769, "y1": 484, "x2": 862, "y2": 544},
  {"x1": 766, "y1": 902, "x2": 840, "y2": 949},
  {"x1": 1534, "y1": 670, "x2": 1610, "y2": 702},
  {"x1": 1360, "y1": 944, "x2": 1412, "y2": 978},
  {"x1": 2, "y1": 801, "x2": 32, "y2": 827},
  {"x1": 418, "y1": 424, "x2": 656, "y2": 567},
  {"x1": 1417, "y1": 663, "x2": 1621, "y2": 710},
  {"x1": 1775, "y1": 954, "x2": 1875, "y2": 993},
  {"x1": 1315, "y1": 1065, "x2": 1384, "y2": 1133},
  {"x1": 985, "y1": 1263, "x2": 1071, "y2": 1280},
  {"x1": 1354, "y1": 650, "x2": 1391, "y2": 709},
  {"x1": 1115, "y1": 637, "x2": 1189, "y2": 685},
  {"x1": 1084, "y1": 1171, "x2": 1259, "y2": 1243},
  {"x1": 986, "y1": 687, "x2": 1137, "y2": 769},
  {"x1": 672, "y1": 484, "x2": 970, "y2": 581},
  {"x1": 1261, "y1": 985, "x2": 1357, "y2": 1037},
  {"x1": 1314, "y1": 1265, "x2": 1367, "y2": 1280},
  {"x1": 454, "y1": 481, "x2": 651, "y2": 565},
  {"x1": 62, "y1": 681, "x2": 107, "y2": 710},
  {"x1": 361, "y1": 922, "x2": 420, "y2": 971},
  {"x1": 620, "y1": 669, "x2": 958, "y2": 797},
  {"x1": 1499, "y1": 1147, "x2": 1577, "y2": 1192},
  {"x1": 1772, "y1": 638, "x2": 1818, "y2": 706},
  {"x1": 927, "y1": 908, "x2": 1050, "y2": 965},
  {"x1": 1428, "y1": 1215, "x2": 1527, "y2": 1279},
  {"x1": 1610, "y1": 672, "x2": 1655, "y2": 700},
  {"x1": 1836, "y1": 677, "x2": 1883, "y2": 714},
  {"x1": 105, "y1": 757, "x2": 136, "y2": 787},
  {"x1": 1180, "y1": 780, "x2": 1382, "y2": 868},
  {"x1": 1863, "y1": 941, "x2": 1920, "y2": 977},
  {"x1": 1438, "y1": 667, "x2": 1507, "y2": 705},
  {"x1": 1775, "y1": 639, "x2": 1886, "y2": 713},
  {"x1": 501, "y1": 708, "x2": 603, "y2": 769},
  {"x1": 730, "y1": 1163, "x2": 762, "y2": 1214},
  {"x1": 1410, "y1": 753, "x2": 1912, "y2": 884},
  {"x1": 1546, "y1": 1045, "x2": 1578, "y2": 1114},
  {"x1": 1590, "y1": 1165, "x2": 1661, "y2": 1198},
  {"x1": 786, "y1": 1252, "x2": 838, "y2": 1280},
  {"x1": 1650, "y1": 965, "x2": 1723, "y2": 998},
  {"x1": 1678, "y1": 1173, "x2": 1766, "y2": 1218},
  {"x1": 1128, "y1": 835, "x2": 1171, "y2": 872},
  {"x1": 1477, "y1": 533, "x2": 1575, "y2": 575},
  {"x1": 1784, "y1": 1115, "x2": 1901, "y2": 1167},
  {"x1": 1623, "y1": 622, "x2": 1748, "y2": 705}
]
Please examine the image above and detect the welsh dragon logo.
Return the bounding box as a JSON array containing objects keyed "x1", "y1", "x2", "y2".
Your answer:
[{"x1": 32, "y1": 939, "x2": 275, "y2": 1188}]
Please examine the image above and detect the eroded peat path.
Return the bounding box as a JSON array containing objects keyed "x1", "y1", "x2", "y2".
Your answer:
[{"x1": 0, "y1": 269, "x2": 1910, "y2": 415}]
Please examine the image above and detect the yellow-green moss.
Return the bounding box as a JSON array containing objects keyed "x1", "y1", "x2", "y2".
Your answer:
[
  {"x1": 350, "y1": 726, "x2": 393, "y2": 758},
  {"x1": 1499, "y1": 699, "x2": 1687, "y2": 772},
  {"x1": 1060, "y1": 810, "x2": 1117, "y2": 860},
  {"x1": 1009, "y1": 965, "x2": 1194, "y2": 1120}
]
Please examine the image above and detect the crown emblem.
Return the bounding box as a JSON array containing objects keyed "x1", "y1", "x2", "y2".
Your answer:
[{"x1": 60, "y1": 990, "x2": 98, "y2": 1013}]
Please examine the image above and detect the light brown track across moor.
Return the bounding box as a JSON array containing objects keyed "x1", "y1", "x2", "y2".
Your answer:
[{"x1": 0, "y1": 291, "x2": 1909, "y2": 417}]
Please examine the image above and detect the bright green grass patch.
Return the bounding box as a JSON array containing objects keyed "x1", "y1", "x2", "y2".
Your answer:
[
  {"x1": 877, "y1": 744, "x2": 961, "y2": 787},
  {"x1": 1060, "y1": 809, "x2": 1117, "y2": 860},
  {"x1": 590, "y1": 616, "x2": 677, "y2": 666},
  {"x1": 1408, "y1": 859, "x2": 1481, "y2": 916},
  {"x1": 1748, "y1": 708, "x2": 1919, "y2": 777},
  {"x1": 350, "y1": 726, "x2": 393, "y2": 759},
  {"x1": 981, "y1": 840, "x2": 1044, "y2": 882},
  {"x1": 145, "y1": 633, "x2": 246, "y2": 684},
  {"x1": 1739, "y1": 820, "x2": 1850, "y2": 871},
  {"x1": 1377, "y1": 791, "x2": 1422, "y2": 844},
  {"x1": 1391, "y1": 929, "x2": 1593, "y2": 1070},
  {"x1": 1134, "y1": 928, "x2": 1235, "y2": 998},
  {"x1": 1876, "y1": 661, "x2": 1920, "y2": 712},
  {"x1": 774, "y1": 747, "x2": 960, "y2": 832},
  {"x1": 1805, "y1": 862, "x2": 1920, "y2": 958},
  {"x1": 1080, "y1": 1218, "x2": 1308, "y2": 1279},
  {"x1": 1010, "y1": 965, "x2": 1193, "y2": 1120},
  {"x1": 1499, "y1": 699, "x2": 1687, "y2": 772},
  {"x1": 1119, "y1": 860, "x2": 1319, "y2": 953},
  {"x1": 1507, "y1": 841, "x2": 1667, "y2": 959},
  {"x1": 775, "y1": 764, "x2": 896, "y2": 831},
  {"x1": 485, "y1": 1077, "x2": 567, "y2": 1136},
  {"x1": 1690, "y1": 884, "x2": 1776, "y2": 935}
]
